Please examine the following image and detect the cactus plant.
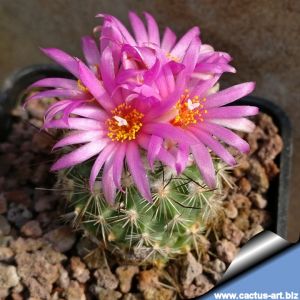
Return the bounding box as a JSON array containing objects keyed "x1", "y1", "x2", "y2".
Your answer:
[
  {"x1": 60, "y1": 159, "x2": 229, "y2": 265},
  {"x1": 27, "y1": 12, "x2": 257, "y2": 265}
]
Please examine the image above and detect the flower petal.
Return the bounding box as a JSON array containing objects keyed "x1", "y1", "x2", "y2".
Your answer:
[
  {"x1": 144, "y1": 12, "x2": 160, "y2": 46},
  {"x1": 182, "y1": 38, "x2": 201, "y2": 74},
  {"x1": 145, "y1": 87, "x2": 183, "y2": 121},
  {"x1": 100, "y1": 46, "x2": 116, "y2": 94},
  {"x1": 202, "y1": 122, "x2": 250, "y2": 153},
  {"x1": 27, "y1": 89, "x2": 84, "y2": 102},
  {"x1": 190, "y1": 127, "x2": 235, "y2": 166},
  {"x1": 206, "y1": 106, "x2": 259, "y2": 119},
  {"x1": 147, "y1": 135, "x2": 163, "y2": 170},
  {"x1": 41, "y1": 48, "x2": 79, "y2": 78},
  {"x1": 29, "y1": 78, "x2": 78, "y2": 89},
  {"x1": 205, "y1": 82, "x2": 256, "y2": 108},
  {"x1": 126, "y1": 142, "x2": 152, "y2": 201},
  {"x1": 112, "y1": 143, "x2": 127, "y2": 190},
  {"x1": 53, "y1": 130, "x2": 105, "y2": 149},
  {"x1": 144, "y1": 58, "x2": 161, "y2": 84},
  {"x1": 129, "y1": 11, "x2": 148, "y2": 45},
  {"x1": 72, "y1": 104, "x2": 109, "y2": 121},
  {"x1": 45, "y1": 118, "x2": 102, "y2": 130},
  {"x1": 98, "y1": 14, "x2": 136, "y2": 45},
  {"x1": 61, "y1": 100, "x2": 85, "y2": 124},
  {"x1": 89, "y1": 143, "x2": 116, "y2": 190},
  {"x1": 122, "y1": 83, "x2": 161, "y2": 101},
  {"x1": 102, "y1": 153, "x2": 117, "y2": 204},
  {"x1": 78, "y1": 61, "x2": 114, "y2": 111},
  {"x1": 81, "y1": 36, "x2": 101, "y2": 68},
  {"x1": 162, "y1": 62, "x2": 175, "y2": 93},
  {"x1": 209, "y1": 118, "x2": 256, "y2": 133},
  {"x1": 191, "y1": 143, "x2": 216, "y2": 188},
  {"x1": 175, "y1": 144, "x2": 189, "y2": 174},
  {"x1": 51, "y1": 140, "x2": 108, "y2": 171},
  {"x1": 137, "y1": 133, "x2": 176, "y2": 170},
  {"x1": 190, "y1": 76, "x2": 220, "y2": 98},
  {"x1": 44, "y1": 101, "x2": 70, "y2": 124},
  {"x1": 170, "y1": 27, "x2": 200, "y2": 59},
  {"x1": 161, "y1": 27, "x2": 177, "y2": 52},
  {"x1": 195, "y1": 62, "x2": 236, "y2": 74},
  {"x1": 157, "y1": 147, "x2": 176, "y2": 169},
  {"x1": 121, "y1": 44, "x2": 156, "y2": 69},
  {"x1": 143, "y1": 123, "x2": 196, "y2": 145}
]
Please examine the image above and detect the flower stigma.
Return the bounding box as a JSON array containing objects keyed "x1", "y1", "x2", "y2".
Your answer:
[
  {"x1": 113, "y1": 116, "x2": 128, "y2": 127},
  {"x1": 107, "y1": 103, "x2": 144, "y2": 142}
]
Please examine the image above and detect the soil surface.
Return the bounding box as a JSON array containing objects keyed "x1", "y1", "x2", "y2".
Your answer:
[{"x1": 0, "y1": 101, "x2": 283, "y2": 300}]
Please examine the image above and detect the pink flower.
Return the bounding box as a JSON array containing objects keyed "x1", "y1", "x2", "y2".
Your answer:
[
  {"x1": 42, "y1": 47, "x2": 197, "y2": 203},
  {"x1": 167, "y1": 75, "x2": 258, "y2": 187},
  {"x1": 98, "y1": 12, "x2": 235, "y2": 78},
  {"x1": 26, "y1": 36, "x2": 101, "y2": 124},
  {"x1": 27, "y1": 12, "x2": 258, "y2": 203}
]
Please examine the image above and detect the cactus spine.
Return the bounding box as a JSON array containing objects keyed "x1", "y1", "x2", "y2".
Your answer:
[{"x1": 61, "y1": 158, "x2": 227, "y2": 265}]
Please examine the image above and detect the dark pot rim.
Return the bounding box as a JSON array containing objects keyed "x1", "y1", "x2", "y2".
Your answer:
[{"x1": 0, "y1": 64, "x2": 293, "y2": 239}]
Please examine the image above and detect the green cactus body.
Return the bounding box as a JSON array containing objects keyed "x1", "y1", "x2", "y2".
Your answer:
[{"x1": 61, "y1": 158, "x2": 227, "y2": 265}]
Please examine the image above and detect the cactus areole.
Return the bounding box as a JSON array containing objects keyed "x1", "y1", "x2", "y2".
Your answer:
[{"x1": 26, "y1": 12, "x2": 257, "y2": 264}]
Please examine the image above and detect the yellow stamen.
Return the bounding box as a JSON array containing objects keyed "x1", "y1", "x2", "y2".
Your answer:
[
  {"x1": 106, "y1": 103, "x2": 144, "y2": 142},
  {"x1": 166, "y1": 52, "x2": 180, "y2": 62},
  {"x1": 171, "y1": 89, "x2": 207, "y2": 128},
  {"x1": 77, "y1": 80, "x2": 89, "y2": 93},
  {"x1": 76, "y1": 80, "x2": 96, "y2": 102}
]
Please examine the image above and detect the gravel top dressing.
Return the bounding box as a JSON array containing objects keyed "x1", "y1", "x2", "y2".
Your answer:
[{"x1": 0, "y1": 100, "x2": 283, "y2": 299}]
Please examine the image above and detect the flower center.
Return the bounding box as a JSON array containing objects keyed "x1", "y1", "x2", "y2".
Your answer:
[
  {"x1": 171, "y1": 89, "x2": 207, "y2": 128},
  {"x1": 106, "y1": 103, "x2": 144, "y2": 142}
]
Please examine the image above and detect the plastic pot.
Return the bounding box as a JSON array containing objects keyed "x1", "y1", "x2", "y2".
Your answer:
[{"x1": 0, "y1": 65, "x2": 292, "y2": 239}]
